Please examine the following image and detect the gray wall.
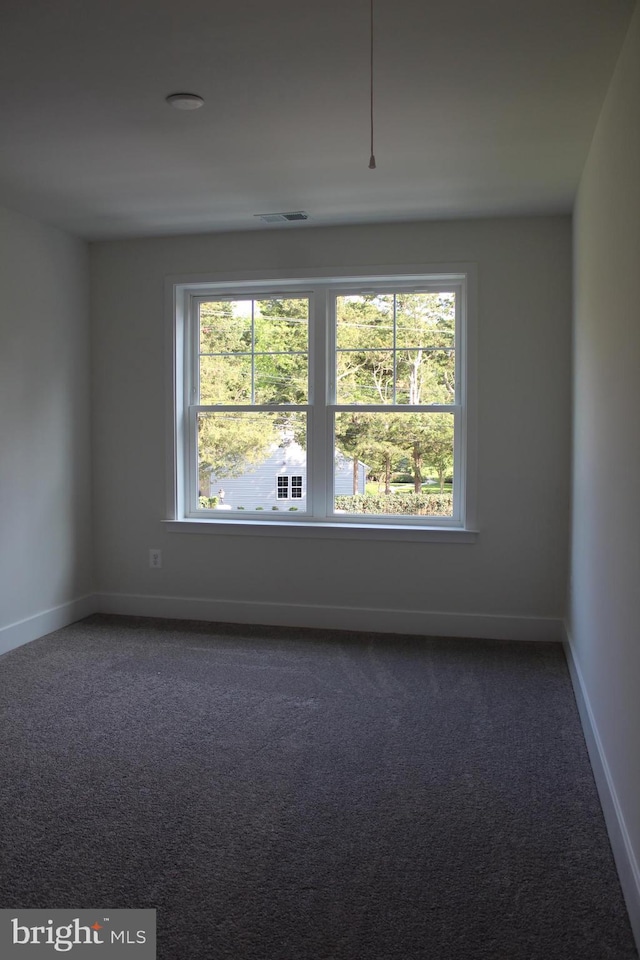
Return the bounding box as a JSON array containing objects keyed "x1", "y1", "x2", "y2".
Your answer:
[
  {"x1": 90, "y1": 215, "x2": 571, "y2": 629},
  {"x1": 571, "y1": 0, "x2": 640, "y2": 927},
  {"x1": 0, "y1": 204, "x2": 92, "y2": 644}
]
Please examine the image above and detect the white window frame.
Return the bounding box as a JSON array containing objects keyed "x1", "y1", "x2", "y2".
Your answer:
[{"x1": 165, "y1": 264, "x2": 478, "y2": 543}]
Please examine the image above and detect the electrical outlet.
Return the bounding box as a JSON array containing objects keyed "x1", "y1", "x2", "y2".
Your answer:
[{"x1": 149, "y1": 549, "x2": 162, "y2": 569}]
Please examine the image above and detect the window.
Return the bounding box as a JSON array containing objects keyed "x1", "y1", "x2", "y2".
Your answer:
[
  {"x1": 277, "y1": 477, "x2": 289, "y2": 500},
  {"x1": 170, "y1": 267, "x2": 476, "y2": 536},
  {"x1": 276, "y1": 476, "x2": 303, "y2": 501}
]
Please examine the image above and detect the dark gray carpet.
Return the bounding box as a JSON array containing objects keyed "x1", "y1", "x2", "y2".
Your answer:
[{"x1": 0, "y1": 614, "x2": 636, "y2": 959}]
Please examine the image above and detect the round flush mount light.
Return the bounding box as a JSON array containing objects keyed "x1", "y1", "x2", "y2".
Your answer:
[{"x1": 165, "y1": 93, "x2": 204, "y2": 110}]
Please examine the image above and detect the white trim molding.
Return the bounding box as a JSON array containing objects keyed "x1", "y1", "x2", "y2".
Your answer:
[
  {"x1": 95, "y1": 591, "x2": 562, "y2": 641},
  {"x1": 563, "y1": 621, "x2": 640, "y2": 950},
  {"x1": 164, "y1": 518, "x2": 478, "y2": 542},
  {"x1": 0, "y1": 595, "x2": 98, "y2": 657}
]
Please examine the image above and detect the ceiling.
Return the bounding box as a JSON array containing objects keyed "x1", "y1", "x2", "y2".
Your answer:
[{"x1": 0, "y1": 0, "x2": 635, "y2": 240}]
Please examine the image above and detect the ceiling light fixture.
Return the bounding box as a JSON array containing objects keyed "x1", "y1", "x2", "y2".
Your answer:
[
  {"x1": 368, "y1": 0, "x2": 376, "y2": 169},
  {"x1": 165, "y1": 93, "x2": 204, "y2": 110}
]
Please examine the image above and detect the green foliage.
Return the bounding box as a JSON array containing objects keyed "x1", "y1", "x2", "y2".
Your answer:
[
  {"x1": 335, "y1": 493, "x2": 453, "y2": 516},
  {"x1": 254, "y1": 298, "x2": 308, "y2": 404},
  {"x1": 196, "y1": 293, "x2": 456, "y2": 499},
  {"x1": 394, "y1": 412, "x2": 454, "y2": 493},
  {"x1": 198, "y1": 297, "x2": 309, "y2": 406},
  {"x1": 197, "y1": 297, "x2": 309, "y2": 481},
  {"x1": 198, "y1": 412, "x2": 280, "y2": 481},
  {"x1": 198, "y1": 496, "x2": 219, "y2": 510},
  {"x1": 199, "y1": 300, "x2": 248, "y2": 354},
  {"x1": 335, "y1": 292, "x2": 455, "y2": 405},
  {"x1": 335, "y1": 411, "x2": 454, "y2": 495},
  {"x1": 332, "y1": 293, "x2": 456, "y2": 494}
]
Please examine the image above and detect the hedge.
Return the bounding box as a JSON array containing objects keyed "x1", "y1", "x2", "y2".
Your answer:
[{"x1": 334, "y1": 493, "x2": 453, "y2": 516}]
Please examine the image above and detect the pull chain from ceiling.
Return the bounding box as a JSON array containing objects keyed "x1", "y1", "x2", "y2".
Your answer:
[{"x1": 369, "y1": 0, "x2": 376, "y2": 169}]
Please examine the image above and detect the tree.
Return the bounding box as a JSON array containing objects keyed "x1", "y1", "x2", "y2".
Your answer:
[
  {"x1": 197, "y1": 298, "x2": 308, "y2": 485},
  {"x1": 197, "y1": 413, "x2": 279, "y2": 492},
  {"x1": 253, "y1": 297, "x2": 309, "y2": 404},
  {"x1": 334, "y1": 293, "x2": 456, "y2": 499},
  {"x1": 336, "y1": 294, "x2": 395, "y2": 403},
  {"x1": 394, "y1": 413, "x2": 454, "y2": 494},
  {"x1": 335, "y1": 413, "x2": 373, "y2": 495},
  {"x1": 423, "y1": 415, "x2": 454, "y2": 493},
  {"x1": 197, "y1": 293, "x2": 455, "y2": 505},
  {"x1": 336, "y1": 292, "x2": 455, "y2": 406},
  {"x1": 363, "y1": 416, "x2": 404, "y2": 495},
  {"x1": 335, "y1": 412, "x2": 405, "y2": 496}
]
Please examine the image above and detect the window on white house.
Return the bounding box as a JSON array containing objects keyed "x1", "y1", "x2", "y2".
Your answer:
[
  {"x1": 275, "y1": 475, "x2": 303, "y2": 501},
  {"x1": 172, "y1": 270, "x2": 474, "y2": 530},
  {"x1": 277, "y1": 477, "x2": 289, "y2": 499}
]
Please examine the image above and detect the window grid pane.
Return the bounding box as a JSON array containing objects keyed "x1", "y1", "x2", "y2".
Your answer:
[
  {"x1": 336, "y1": 293, "x2": 456, "y2": 406},
  {"x1": 195, "y1": 411, "x2": 307, "y2": 512},
  {"x1": 333, "y1": 411, "x2": 455, "y2": 518},
  {"x1": 198, "y1": 298, "x2": 309, "y2": 406}
]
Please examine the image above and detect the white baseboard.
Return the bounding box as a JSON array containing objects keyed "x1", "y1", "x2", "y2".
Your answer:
[
  {"x1": 563, "y1": 621, "x2": 640, "y2": 950},
  {"x1": 0, "y1": 594, "x2": 98, "y2": 656},
  {"x1": 95, "y1": 591, "x2": 563, "y2": 641}
]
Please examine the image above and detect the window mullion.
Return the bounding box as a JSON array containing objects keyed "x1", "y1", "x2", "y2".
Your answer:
[
  {"x1": 251, "y1": 299, "x2": 255, "y2": 403},
  {"x1": 451, "y1": 407, "x2": 463, "y2": 524},
  {"x1": 393, "y1": 293, "x2": 397, "y2": 404},
  {"x1": 190, "y1": 295, "x2": 200, "y2": 407},
  {"x1": 187, "y1": 406, "x2": 198, "y2": 515},
  {"x1": 309, "y1": 287, "x2": 329, "y2": 519},
  {"x1": 185, "y1": 297, "x2": 201, "y2": 514}
]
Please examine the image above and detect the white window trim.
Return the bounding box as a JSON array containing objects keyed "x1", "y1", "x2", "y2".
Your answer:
[{"x1": 165, "y1": 263, "x2": 478, "y2": 542}]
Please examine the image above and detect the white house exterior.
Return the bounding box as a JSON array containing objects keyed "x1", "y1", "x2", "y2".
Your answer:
[{"x1": 202, "y1": 440, "x2": 366, "y2": 510}]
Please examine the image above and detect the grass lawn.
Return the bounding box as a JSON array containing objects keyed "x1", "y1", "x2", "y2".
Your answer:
[{"x1": 365, "y1": 481, "x2": 452, "y2": 495}]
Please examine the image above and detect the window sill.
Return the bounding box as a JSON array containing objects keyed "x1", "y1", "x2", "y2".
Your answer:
[{"x1": 164, "y1": 519, "x2": 478, "y2": 543}]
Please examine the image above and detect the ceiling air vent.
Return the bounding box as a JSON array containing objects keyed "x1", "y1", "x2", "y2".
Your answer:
[{"x1": 254, "y1": 211, "x2": 309, "y2": 223}]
